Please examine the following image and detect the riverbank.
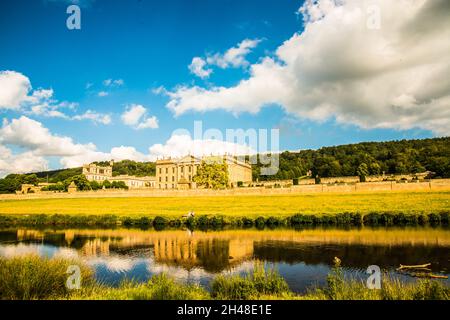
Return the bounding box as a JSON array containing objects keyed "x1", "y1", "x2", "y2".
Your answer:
[
  {"x1": 0, "y1": 210, "x2": 449, "y2": 228},
  {"x1": 1, "y1": 255, "x2": 448, "y2": 300}
]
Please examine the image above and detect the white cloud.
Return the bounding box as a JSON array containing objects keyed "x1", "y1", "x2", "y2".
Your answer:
[
  {"x1": 0, "y1": 116, "x2": 98, "y2": 157},
  {"x1": 0, "y1": 145, "x2": 48, "y2": 177},
  {"x1": 103, "y1": 78, "x2": 124, "y2": 87},
  {"x1": 163, "y1": 0, "x2": 450, "y2": 135},
  {"x1": 206, "y1": 38, "x2": 261, "y2": 69},
  {"x1": 0, "y1": 70, "x2": 112, "y2": 125},
  {"x1": 121, "y1": 104, "x2": 159, "y2": 129},
  {"x1": 72, "y1": 110, "x2": 112, "y2": 125},
  {"x1": 0, "y1": 117, "x2": 255, "y2": 176},
  {"x1": 0, "y1": 71, "x2": 32, "y2": 110},
  {"x1": 97, "y1": 91, "x2": 109, "y2": 97},
  {"x1": 110, "y1": 146, "x2": 150, "y2": 162},
  {"x1": 121, "y1": 104, "x2": 146, "y2": 126},
  {"x1": 188, "y1": 57, "x2": 213, "y2": 79},
  {"x1": 148, "y1": 134, "x2": 254, "y2": 159},
  {"x1": 136, "y1": 116, "x2": 159, "y2": 129},
  {"x1": 189, "y1": 38, "x2": 261, "y2": 78}
]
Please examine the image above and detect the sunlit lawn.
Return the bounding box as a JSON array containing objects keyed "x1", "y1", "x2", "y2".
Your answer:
[{"x1": 0, "y1": 190, "x2": 449, "y2": 218}]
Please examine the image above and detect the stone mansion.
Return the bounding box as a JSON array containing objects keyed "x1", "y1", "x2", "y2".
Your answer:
[
  {"x1": 155, "y1": 155, "x2": 252, "y2": 189},
  {"x1": 82, "y1": 155, "x2": 253, "y2": 190},
  {"x1": 82, "y1": 161, "x2": 156, "y2": 189}
]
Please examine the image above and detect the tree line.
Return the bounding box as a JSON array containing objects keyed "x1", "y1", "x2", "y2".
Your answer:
[
  {"x1": 251, "y1": 137, "x2": 450, "y2": 181},
  {"x1": 0, "y1": 137, "x2": 449, "y2": 193}
]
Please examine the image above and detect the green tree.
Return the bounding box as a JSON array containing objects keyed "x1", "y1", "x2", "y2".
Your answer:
[
  {"x1": 357, "y1": 163, "x2": 369, "y2": 182},
  {"x1": 24, "y1": 174, "x2": 39, "y2": 186},
  {"x1": 71, "y1": 175, "x2": 91, "y2": 191},
  {"x1": 193, "y1": 161, "x2": 229, "y2": 189},
  {"x1": 89, "y1": 180, "x2": 101, "y2": 190}
]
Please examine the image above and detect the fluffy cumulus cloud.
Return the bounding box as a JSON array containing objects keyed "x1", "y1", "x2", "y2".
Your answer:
[
  {"x1": 0, "y1": 70, "x2": 111, "y2": 124},
  {"x1": 0, "y1": 116, "x2": 149, "y2": 174},
  {"x1": 0, "y1": 71, "x2": 32, "y2": 110},
  {"x1": 188, "y1": 57, "x2": 213, "y2": 79},
  {"x1": 0, "y1": 145, "x2": 48, "y2": 177},
  {"x1": 148, "y1": 134, "x2": 255, "y2": 159},
  {"x1": 189, "y1": 38, "x2": 261, "y2": 78},
  {"x1": 165, "y1": 0, "x2": 450, "y2": 135},
  {"x1": 121, "y1": 104, "x2": 159, "y2": 129},
  {"x1": 72, "y1": 110, "x2": 112, "y2": 125},
  {"x1": 0, "y1": 116, "x2": 255, "y2": 176}
]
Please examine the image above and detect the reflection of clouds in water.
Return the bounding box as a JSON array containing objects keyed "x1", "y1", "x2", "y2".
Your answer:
[
  {"x1": 0, "y1": 244, "x2": 59, "y2": 258},
  {"x1": 85, "y1": 256, "x2": 144, "y2": 273},
  {"x1": 53, "y1": 247, "x2": 79, "y2": 260},
  {"x1": 145, "y1": 256, "x2": 256, "y2": 282}
]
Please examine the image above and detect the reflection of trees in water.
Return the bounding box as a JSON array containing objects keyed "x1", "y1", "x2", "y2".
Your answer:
[
  {"x1": 253, "y1": 241, "x2": 450, "y2": 272},
  {"x1": 0, "y1": 231, "x2": 19, "y2": 242},
  {"x1": 196, "y1": 239, "x2": 230, "y2": 273}
]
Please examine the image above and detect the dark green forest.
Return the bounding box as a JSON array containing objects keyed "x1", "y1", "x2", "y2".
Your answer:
[
  {"x1": 252, "y1": 137, "x2": 450, "y2": 181},
  {"x1": 0, "y1": 137, "x2": 449, "y2": 193}
]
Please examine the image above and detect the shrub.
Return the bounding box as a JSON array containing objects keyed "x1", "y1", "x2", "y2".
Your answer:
[
  {"x1": 266, "y1": 216, "x2": 281, "y2": 226},
  {"x1": 152, "y1": 216, "x2": 169, "y2": 226},
  {"x1": 428, "y1": 213, "x2": 441, "y2": 225},
  {"x1": 439, "y1": 211, "x2": 449, "y2": 225},
  {"x1": 255, "y1": 216, "x2": 266, "y2": 227},
  {"x1": 138, "y1": 217, "x2": 152, "y2": 226},
  {"x1": 242, "y1": 217, "x2": 254, "y2": 227},
  {"x1": 364, "y1": 212, "x2": 380, "y2": 225},
  {"x1": 418, "y1": 214, "x2": 429, "y2": 225},
  {"x1": 290, "y1": 214, "x2": 314, "y2": 225},
  {"x1": 196, "y1": 215, "x2": 209, "y2": 226}
]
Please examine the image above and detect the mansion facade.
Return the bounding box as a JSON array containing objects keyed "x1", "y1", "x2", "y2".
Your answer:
[
  {"x1": 155, "y1": 155, "x2": 252, "y2": 190},
  {"x1": 81, "y1": 155, "x2": 252, "y2": 190},
  {"x1": 82, "y1": 161, "x2": 156, "y2": 189}
]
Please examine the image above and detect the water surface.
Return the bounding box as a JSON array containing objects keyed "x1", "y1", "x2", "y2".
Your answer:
[{"x1": 0, "y1": 227, "x2": 448, "y2": 292}]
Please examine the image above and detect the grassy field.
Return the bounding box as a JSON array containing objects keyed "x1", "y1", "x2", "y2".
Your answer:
[{"x1": 0, "y1": 190, "x2": 449, "y2": 218}]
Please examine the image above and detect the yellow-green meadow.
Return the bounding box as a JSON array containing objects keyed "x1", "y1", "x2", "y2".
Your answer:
[{"x1": 0, "y1": 190, "x2": 449, "y2": 218}]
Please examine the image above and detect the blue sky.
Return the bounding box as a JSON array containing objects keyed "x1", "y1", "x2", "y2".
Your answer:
[{"x1": 0, "y1": 0, "x2": 447, "y2": 173}]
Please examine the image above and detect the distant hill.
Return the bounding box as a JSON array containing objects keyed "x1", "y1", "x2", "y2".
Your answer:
[
  {"x1": 32, "y1": 160, "x2": 156, "y2": 183},
  {"x1": 1, "y1": 137, "x2": 449, "y2": 193}
]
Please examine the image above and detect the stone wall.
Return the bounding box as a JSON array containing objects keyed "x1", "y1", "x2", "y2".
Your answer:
[{"x1": 2, "y1": 179, "x2": 450, "y2": 200}]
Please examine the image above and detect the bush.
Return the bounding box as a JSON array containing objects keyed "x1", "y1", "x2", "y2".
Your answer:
[
  {"x1": 138, "y1": 217, "x2": 152, "y2": 226},
  {"x1": 153, "y1": 216, "x2": 169, "y2": 226},
  {"x1": 197, "y1": 215, "x2": 209, "y2": 226},
  {"x1": 364, "y1": 212, "x2": 380, "y2": 225},
  {"x1": 266, "y1": 216, "x2": 281, "y2": 226},
  {"x1": 428, "y1": 213, "x2": 441, "y2": 225},
  {"x1": 255, "y1": 216, "x2": 266, "y2": 227},
  {"x1": 439, "y1": 211, "x2": 449, "y2": 225},
  {"x1": 290, "y1": 214, "x2": 314, "y2": 225},
  {"x1": 241, "y1": 217, "x2": 254, "y2": 227}
]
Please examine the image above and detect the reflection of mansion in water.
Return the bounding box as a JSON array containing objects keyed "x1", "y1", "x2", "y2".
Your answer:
[{"x1": 16, "y1": 229, "x2": 255, "y2": 272}]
